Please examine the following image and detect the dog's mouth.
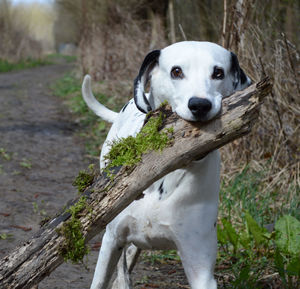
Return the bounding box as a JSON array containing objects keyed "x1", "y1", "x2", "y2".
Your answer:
[
  {"x1": 191, "y1": 114, "x2": 212, "y2": 123},
  {"x1": 192, "y1": 108, "x2": 222, "y2": 123}
]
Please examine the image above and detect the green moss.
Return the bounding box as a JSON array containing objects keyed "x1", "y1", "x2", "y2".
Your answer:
[
  {"x1": 58, "y1": 196, "x2": 90, "y2": 264},
  {"x1": 159, "y1": 100, "x2": 169, "y2": 107},
  {"x1": 72, "y1": 164, "x2": 95, "y2": 193},
  {"x1": 104, "y1": 111, "x2": 173, "y2": 174}
]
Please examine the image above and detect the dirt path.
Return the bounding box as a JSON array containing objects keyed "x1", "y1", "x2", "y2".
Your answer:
[
  {"x1": 0, "y1": 63, "x2": 100, "y2": 288},
  {"x1": 0, "y1": 64, "x2": 188, "y2": 288}
]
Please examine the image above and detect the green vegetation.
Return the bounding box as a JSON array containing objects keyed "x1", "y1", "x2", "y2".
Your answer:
[
  {"x1": 52, "y1": 74, "x2": 82, "y2": 98},
  {"x1": 32, "y1": 201, "x2": 47, "y2": 217},
  {"x1": 58, "y1": 196, "x2": 90, "y2": 264},
  {"x1": 46, "y1": 53, "x2": 77, "y2": 63},
  {"x1": 72, "y1": 165, "x2": 95, "y2": 194},
  {"x1": 142, "y1": 249, "x2": 180, "y2": 265},
  {"x1": 217, "y1": 213, "x2": 300, "y2": 288},
  {"x1": 0, "y1": 148, "x2": 11, "y2": 161},
  {"x1": 0, "y1": 233, "x2": 13, "y2": 240},
  {"x1": 0, "y1": 58, "x2": 52, "y2": 73},
  {"x1": 19, "y1": 158, "x2": 32, "y2": 169},
  {"x1": 217, "y1": 165, "x2": 299, "y2": 288},
  {"x1": 219, "y1": 165, "x2": 299, "y2": 224},
  {"x1": 104, "y1": 111, "x2": 173, "y2": 173}
]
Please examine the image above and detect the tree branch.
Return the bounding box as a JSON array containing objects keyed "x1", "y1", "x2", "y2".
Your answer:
[{"x1": 0, "y1": 78, "x2": 272, "y2": 289}]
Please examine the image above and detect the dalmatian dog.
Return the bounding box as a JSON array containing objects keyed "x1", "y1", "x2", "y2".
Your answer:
[{"x1": 82, "y1": 41, "x2": 251, "y2": 289}]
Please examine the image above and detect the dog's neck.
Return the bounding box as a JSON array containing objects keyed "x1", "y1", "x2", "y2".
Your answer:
[
  {"x1": 146, "y1": 91, "x2": 155, "y2": 111},
  {"x1": 147, "y1": 90, "x2": 165, "y2": 111}
]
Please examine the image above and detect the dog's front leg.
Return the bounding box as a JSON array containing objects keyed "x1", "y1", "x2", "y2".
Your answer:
[
  {"x1": 90, "y1": 228, "x2": 123, "y2": 289},
  {"x1": 111, "y1": 244, "x2": 142, "y2": 289},
  {"x1": 111, "y1": 244, "x2": 141, "y2": 289},
  {"x1": 174, "y1": 203, "x2": 218, "y2": 289},
  {"x1": 110, "y1": 249, "x2": 132, "y2": 289}
]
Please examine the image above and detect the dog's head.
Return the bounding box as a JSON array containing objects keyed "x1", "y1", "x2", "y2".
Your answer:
[{"x1": 134, "y1": 41, "x2": 251, "y2": 122}]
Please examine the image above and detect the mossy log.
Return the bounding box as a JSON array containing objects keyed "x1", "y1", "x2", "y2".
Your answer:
[{"x1": 0, "y1": 78, "x2": 272, "y2": 289}]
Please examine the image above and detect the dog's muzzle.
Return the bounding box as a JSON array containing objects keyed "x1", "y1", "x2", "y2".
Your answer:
[{"x1": 188, "y1": 97, "x2": 212, "y2": 120}]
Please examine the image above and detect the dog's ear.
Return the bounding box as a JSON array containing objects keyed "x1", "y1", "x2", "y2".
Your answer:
[
  {"x1": 134, "y1": 50, "x2": 160, "y2": 113},
  {"x1": 230, "y1": 52, "x2": 251, "y2": 89}
]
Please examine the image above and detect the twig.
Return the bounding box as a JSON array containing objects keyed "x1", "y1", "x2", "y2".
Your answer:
[
  {"x1": 222, "y1": 0, "x2": 227, "y2": 47},
  {"x1": 178, "y1": 24, "x2": 187, "y2": 41},
  {"x1": 258, "y1": 272, "x2": 279, "y2": 281},
  {"x1": 168, "y1": 0, "x2": 176, "y2": 43},
  {"x1": 282, "y1": 32, "x2": 300, "y2": 95}
]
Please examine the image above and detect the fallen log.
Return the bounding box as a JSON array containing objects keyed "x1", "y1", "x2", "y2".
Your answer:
[{"x1": 0, "y1": 78, "x2": 272, "y2": 289}]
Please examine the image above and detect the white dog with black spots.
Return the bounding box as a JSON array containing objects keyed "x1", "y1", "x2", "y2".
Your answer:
[{"x1": 82, "y1": 41, "x2": 251, "y2": 289}]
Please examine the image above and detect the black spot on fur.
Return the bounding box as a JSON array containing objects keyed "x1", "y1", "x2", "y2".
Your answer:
[
  {"x1": 175, "y1": 172, "x2": 186, "y2": 188},
  {"x1": 158, "y1": 180, "x2": 164, "y2": 200},
  {"x1": 214, "y1": 222, "x2": 217, "y2": 228},
  {"x1": 121, "y1": 102, "x2": 129, "y2": 112}
]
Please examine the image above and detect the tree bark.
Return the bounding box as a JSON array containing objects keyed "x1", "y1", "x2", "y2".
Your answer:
[
  {"x1": 0, "y1": 78, "x2": 272, "y2": 289},
  {"x1": 224, "y1": 0, "x2": 254, "y2": 52}
]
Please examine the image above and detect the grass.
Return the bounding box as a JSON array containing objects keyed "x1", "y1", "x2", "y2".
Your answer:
[
  {"x1": 0, "y1": 58, "x2": 52, "y2": 73},
  {"x1": 142, "y1": 250, "x2": 181, "y2": 265},
  {"x1": 216, "y1": 164, "x2": 300, "y2": 288},
  {"x1": 219, "y1": 164, "x2": 300, "y2": 225},
  {"x1": 0, "y1": 148, "x2": 11, "y2": 161},
  {"x1": 19, "y1": 158, "x2": 32, "y2": 169},
  {"x1": 0, "y1": 53, "x2": 76, "y2": 74},
  {"x1": 46, "y1": 53, "x2": 77, "y2": 63}
]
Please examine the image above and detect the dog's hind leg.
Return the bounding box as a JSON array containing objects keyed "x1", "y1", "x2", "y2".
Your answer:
[
  {"x1": 126, "y1": 244, "x2": 141, "y2": 274},
  {"x1": 111, "y1": 244, "x2": 141, "y2": 289},
  {"x1": 90, "y1": 228, "x2": 123, "y2": 289}
]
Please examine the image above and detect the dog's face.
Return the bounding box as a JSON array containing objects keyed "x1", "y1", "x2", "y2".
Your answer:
[{"x1": 134, "y1": 41, "x2": 251, "y2": 121}]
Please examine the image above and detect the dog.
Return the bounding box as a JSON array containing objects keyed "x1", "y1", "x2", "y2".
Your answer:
[{"x1": 82, "y1": 41, "x2": 251, "y2": 289}]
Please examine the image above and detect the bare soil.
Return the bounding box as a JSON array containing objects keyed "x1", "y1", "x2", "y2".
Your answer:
[{"x1": 0, "y1": 63, "x2": 188, "y2": 288}]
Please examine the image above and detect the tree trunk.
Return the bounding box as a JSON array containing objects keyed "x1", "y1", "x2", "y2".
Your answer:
[
  {"x1": 224, "y1": 0, "x2": 254, "y2": 53},
  {"x1": 0, "y1": 78, "x2": 272, "y2": 289}
]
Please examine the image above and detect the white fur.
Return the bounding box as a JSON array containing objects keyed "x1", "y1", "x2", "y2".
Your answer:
[
  {"x1": 82, "y1": 75, "x2": 118, "y2": 123},
  {"x1": 82, "y1": 41, "x2": 251, "y2": 289}
]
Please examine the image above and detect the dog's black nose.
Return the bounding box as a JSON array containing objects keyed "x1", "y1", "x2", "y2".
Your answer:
[{"x1": 188, "y1": 97, "x2": 212, "y2": 118}]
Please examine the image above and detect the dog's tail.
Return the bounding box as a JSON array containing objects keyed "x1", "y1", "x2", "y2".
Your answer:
[{"x1": 82, "y1": 75, "x2": 118, "y2": 123}]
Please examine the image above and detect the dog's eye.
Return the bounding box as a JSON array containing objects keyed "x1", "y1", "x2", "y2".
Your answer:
[
  {"x1": 212, "y1": 67, "x2": 224, "y2": 80},
  {"x1": 171, "y1": 66, "x2": 184, "y2": 79}
]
